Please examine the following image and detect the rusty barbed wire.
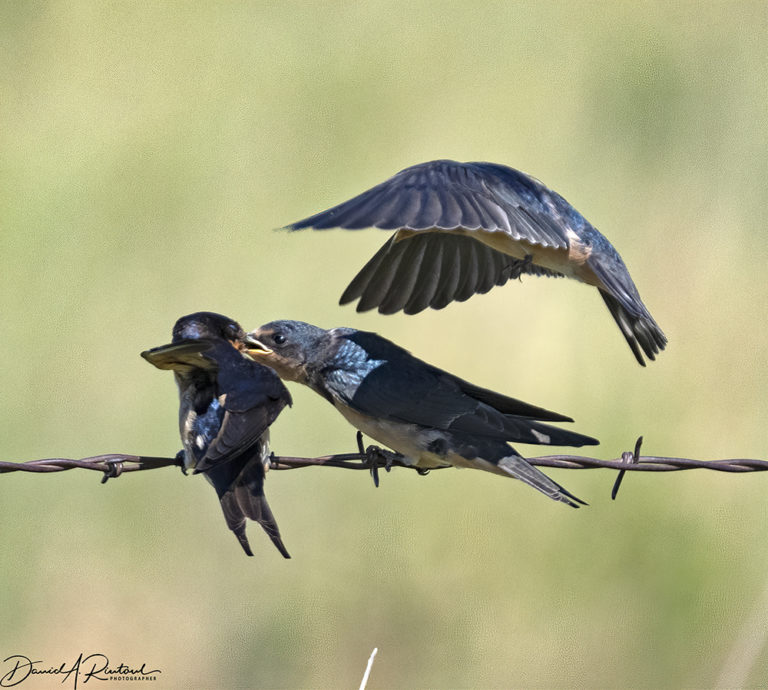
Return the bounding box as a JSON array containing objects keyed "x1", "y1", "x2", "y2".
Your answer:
[{"x1": 1, "y1": 437, "x2": 766, "y2": 489}]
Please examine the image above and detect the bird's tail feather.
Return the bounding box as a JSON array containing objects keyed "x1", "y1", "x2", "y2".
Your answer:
[
  {"x1": 218, "y1": 493, "x2": 255, "y2": 557},
  {"x1": 234, "y1": 461, "x2": 291, "y2": 559},
  {"x1": 599, "y1": 290, "x2": 667, "y2": 367},
  {"x1": 218, "y1": 487, "x2": 291, "y2": 559},
  {"x1": 496, "y1": 455, "x2": 586, "y2": 509},
  {"x1": 586, "y1": 248, "x2": 666, "y2": 366},
  {"x1": 208, "y1": 458, "x2": 291, "y2": 559}
]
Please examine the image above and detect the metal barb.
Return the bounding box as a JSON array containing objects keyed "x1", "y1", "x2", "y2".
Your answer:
[
  {"x1": 100, "y1": 459, "x2": 124, "y2": 484},
  {"x1": 357, "y1": 431, "x2": 379, "y2": 488},
  {"x1": 1, "y1": 439, "x2": 768, "y2": 492},
  {"x1": 612, "y1": 436, "x2": 644, "y2": 500}
]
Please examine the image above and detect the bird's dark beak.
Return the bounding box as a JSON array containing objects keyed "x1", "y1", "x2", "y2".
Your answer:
[{"x1": 243, "y1": 332, "x2": 272, "y2": 357}]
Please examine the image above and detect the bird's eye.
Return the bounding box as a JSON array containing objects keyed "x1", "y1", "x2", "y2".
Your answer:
[{"x1": 273, "y1": 333, "x2": 286, "y2": 345}]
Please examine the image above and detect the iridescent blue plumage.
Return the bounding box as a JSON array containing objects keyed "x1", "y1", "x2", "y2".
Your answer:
[
  {"x1": 185, "y1": 398, "x2": 224, "y2": 466},
  {"x1": 323, "y1": 331, "x2": 385, "y2": 392},
  {"x1": 285, "y1": 159, "x2": 667, "y2": 365},
  {"x1": 249, "y1": 319, "x2": 598, "y2": 508}
]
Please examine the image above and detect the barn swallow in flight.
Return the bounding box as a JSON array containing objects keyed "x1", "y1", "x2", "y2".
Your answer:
[
  {"x1": 142, "y1": 312, "x2": 292, "y2": 558},
  {"x1": 285, "y1": 159, "x2": 667, "y2": 366},
  {"x1": 244, "y1": 320, "x2": 598, "y2": 508}
]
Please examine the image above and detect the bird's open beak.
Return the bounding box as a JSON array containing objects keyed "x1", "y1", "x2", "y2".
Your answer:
[{"x1": 243, "y1": 333, "x2": 272, "y2": 356}]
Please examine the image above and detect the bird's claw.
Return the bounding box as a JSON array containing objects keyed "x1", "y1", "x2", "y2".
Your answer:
[
  {"x1": 365, "y1": 446, "x2": 385, "y2": 488},
  {"x1": 368, "y1": 444, "x2": 397, "y2": 470},
  {"x1": 504, "y1": 253, "x2": 534, "y2": 281},
  {"x1": 364, "y1": 445, "x2": 406, "y2": 486},
  {"x1": 518, "y1": 254, "x2": 534, "y2": 280},
  {"x1": 355, "y1": 431, "x2": 403, "y2": 487},
  {"x1": 174, "y1": 449, "x2": 188, "y2": 475},
  {"x1": 355, "y1": 431, "x2": 380, "y2": 487}
]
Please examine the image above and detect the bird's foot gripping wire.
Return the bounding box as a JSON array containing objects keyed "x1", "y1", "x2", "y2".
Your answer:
[
  {"x1": 356, "y1": 431, "x2": 402, "y2": 488},
  {"x1": 174, "y1": 449, "x2": 189, "y2": 475}
]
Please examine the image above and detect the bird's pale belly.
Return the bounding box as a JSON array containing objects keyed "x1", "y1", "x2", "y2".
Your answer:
[{"x1": 333, "y1": 402, "x2": 453, "y2": 469}]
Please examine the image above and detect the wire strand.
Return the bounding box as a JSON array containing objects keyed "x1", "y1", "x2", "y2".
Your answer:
[{"x1": 1, "y1": 438, "x2": 766, "y2": 486}]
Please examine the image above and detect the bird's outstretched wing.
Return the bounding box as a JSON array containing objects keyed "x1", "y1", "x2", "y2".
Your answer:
[
  {"x1": 286, "y1": 159, "x2": 571, "y2": 249},
  {"x1": 339, "y1": 232, "x2": 565, "y2": 315},
  {"x1": 287, "y1": 159, "x2": 667, "y2": 365}
]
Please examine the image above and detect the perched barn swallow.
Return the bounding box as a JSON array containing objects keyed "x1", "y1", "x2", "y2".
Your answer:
[
  {"x1": 245, "y1": 320, "x2": 598, "y2": 508},
  {"x1": 142, "y1": 312, "x2": 292, "y2": 558},
  {"x1": 285, "y1": 159, "x2": 667, "y2": 366}
]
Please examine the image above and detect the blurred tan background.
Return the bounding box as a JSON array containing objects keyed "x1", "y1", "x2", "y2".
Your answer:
[{"x1": 1, "y1": 2, "x2": 767, "y2": 688}]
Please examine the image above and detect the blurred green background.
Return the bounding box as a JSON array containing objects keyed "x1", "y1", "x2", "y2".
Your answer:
[{"x1": 1, "y1": 2, "x2": 767, "y2": 688}]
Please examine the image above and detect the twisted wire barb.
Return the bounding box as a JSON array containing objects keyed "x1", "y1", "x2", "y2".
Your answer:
[{"x1": 1, "y1": 438, "x2": 766, "y2": 487}]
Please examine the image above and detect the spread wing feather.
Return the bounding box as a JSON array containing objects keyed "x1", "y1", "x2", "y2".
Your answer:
[
  {"x1": 286, "y1": 160, "x2": 570, "y2": 249},
  {"x1": 341, "y1": 233, "x2": 563, "y2": 315}
]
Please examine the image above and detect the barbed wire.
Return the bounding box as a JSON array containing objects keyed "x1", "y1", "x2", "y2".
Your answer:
[{"x1": 1, "y1": 436, "x2": 767, "y2": 499}]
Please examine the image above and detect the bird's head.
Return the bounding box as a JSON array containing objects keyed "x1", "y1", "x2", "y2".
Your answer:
[
  {"x1": 171, "y1": 311, "x2": 248, "y2": 350},
  {"x1": 244, "y1": 320, "x2": 330, "y2": 383},
  {"x1": 142, "y1": 312, "x2": 249, "y2": 372}
]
